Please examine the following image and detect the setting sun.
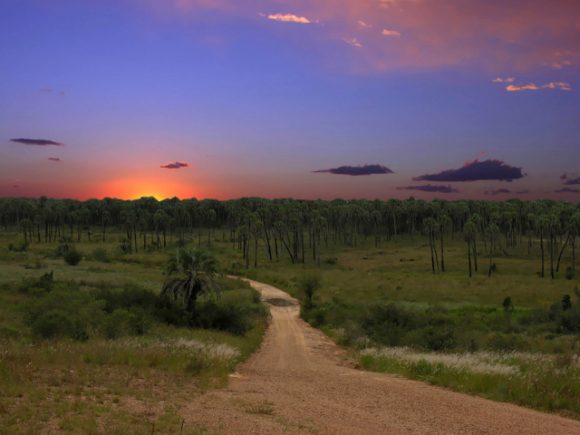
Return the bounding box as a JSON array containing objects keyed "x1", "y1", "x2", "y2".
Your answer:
[{"x1": 99, "y1": 177, "x2": 197, "y2": 200}]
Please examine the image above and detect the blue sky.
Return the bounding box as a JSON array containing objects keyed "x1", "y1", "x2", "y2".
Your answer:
[{"x1": 1, "y1": 0, "x2": 579, "y2": 200}]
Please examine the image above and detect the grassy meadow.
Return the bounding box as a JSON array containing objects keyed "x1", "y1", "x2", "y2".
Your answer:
[
  {"x1": 228, "y1": 234, "x2": 580, "y2": 418},
  {"x1": 1, "y1": 222, "x2": 579, "y2": 430},
  {"x1": 0, "y1": 231, "x2": 267, "y2": 433}
]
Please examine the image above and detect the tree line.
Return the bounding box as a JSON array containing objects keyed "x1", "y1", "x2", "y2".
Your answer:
[{"x1": 1, "y1": 196, "x2": 579, "y2": 278}]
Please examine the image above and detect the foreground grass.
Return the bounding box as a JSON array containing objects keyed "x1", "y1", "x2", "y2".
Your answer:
[
  {"x1": 358, "y1": 347, "x2": 580, "y2": 418},
  {"x1": 0, "y1": 233, "x2": 267, "y2": 433},
  {"x1": 223, "y1": 235, "x2": 580, "y2": 418}
]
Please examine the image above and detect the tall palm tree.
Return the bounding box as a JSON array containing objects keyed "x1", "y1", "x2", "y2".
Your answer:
[
  {"x1": 161, "y1": 248, "x2": 220, "y2": 313},
  {"x1": 463, "y1": 219, "x2": 477, "y2": 277}
]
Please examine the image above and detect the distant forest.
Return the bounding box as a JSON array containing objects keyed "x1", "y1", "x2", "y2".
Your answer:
[{"x1": 1, "y1": 197, "x2": 578, "y2": 278}]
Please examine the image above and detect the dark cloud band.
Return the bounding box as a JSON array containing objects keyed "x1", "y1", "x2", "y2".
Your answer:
[
  {"x1": 11, "y1": 138, "x2": 63, "y2": 146},
  {"x1": 160, "y1": 161, "x2": 189, "y2": 169},
  {"x1": 414, "y1": 159, "x2": 524, "y2": 182},
  {"x1": 314, "y1": 164, "x2": 393, "y2": 176}
]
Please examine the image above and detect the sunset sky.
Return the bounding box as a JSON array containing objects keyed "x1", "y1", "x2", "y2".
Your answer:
[{"x1": 1, "y1": 0, "x2": 579, "y2": 201}]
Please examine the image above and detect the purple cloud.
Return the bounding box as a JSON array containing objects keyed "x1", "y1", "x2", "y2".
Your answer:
[
  {"x1": 485, "y1": 188, "x2": 512, "y2": 195},
  {"x1": 11, "y1": 138, "x2": 64, "y2": 146},
  {"x1": 160, "y1": 161, "x2": 189, "y2": 169},
  {"x1": 555, "y1": 187, "x2": 580, "y2": 194},
  {"x1": 561, "y1": 173, "x2": 580, "y2": 185},
  {"x1": 314, "y1": 164, "x2": 393, "y2": 176},
  {"x1": 397, "y1": 184, "x2": 458, "y2": 193},
  {"x1": 48, "y1": 157, "x2": 62, "y2": 162},
  {"x1": 414, "y1": 159, "x2": 524, "y2": 182}
]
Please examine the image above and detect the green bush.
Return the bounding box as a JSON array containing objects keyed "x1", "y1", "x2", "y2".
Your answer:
[
  {"x1": 31, "y1": 310, "x2": 88, "y2": 341},
  {"x1": 8, "y1": 241, "x2": 28, "y2": 252},
  {"x1": 18, "y1": 271, "x2": 54, "y2": 293},
  {"x1": 94, "y1": 285, "x2": 158, "y2": 313},
  {"x1": 64, "y1": 248, "x2": 82, "y2": 266},
  {"x1": 193, "y1": 298, "x2": 266, "y2": 336},
  {"x1": 100, "y1": 309, "x2": 150, "y2": 339}
]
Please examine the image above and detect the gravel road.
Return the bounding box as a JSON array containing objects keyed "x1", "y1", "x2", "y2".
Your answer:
[{"x1": 183, "y1": 278, "x2": 580, "y2": 434}]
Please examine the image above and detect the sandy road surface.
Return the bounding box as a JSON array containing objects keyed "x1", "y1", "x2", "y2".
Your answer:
[{"x1": 183, "y1": 279, "x2": 580, "y2": 434}]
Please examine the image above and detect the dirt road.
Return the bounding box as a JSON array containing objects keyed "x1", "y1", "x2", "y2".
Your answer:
[{"x1": 184, "y1": 279, "x2": 580, "y2": 434}]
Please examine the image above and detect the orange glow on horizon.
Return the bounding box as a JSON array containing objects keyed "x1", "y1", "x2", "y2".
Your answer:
[{"x1": 95, "y1": 177, "x2": 198, "y2": 200}]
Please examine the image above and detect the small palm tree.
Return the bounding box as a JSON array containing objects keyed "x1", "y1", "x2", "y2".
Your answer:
[{"x1": 161, "y1": 248, "x2": 220, "y2": 313}]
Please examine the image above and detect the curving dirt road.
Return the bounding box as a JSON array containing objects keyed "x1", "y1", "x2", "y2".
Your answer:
[{"x1": 184, "y1": 279, "x2": 580, "y2": 434}]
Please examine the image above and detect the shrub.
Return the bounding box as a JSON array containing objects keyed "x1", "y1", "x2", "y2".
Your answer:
[
  {"x1": 8, "y1": 241, "x2": 28, "y2": 252},
  {"x1": 18, "y1": 271, "x2": 54, "y2": 293},
  {"x1": 100, "y1": 309, "x2": 149, "y2": 339},
  {"x1": 565, "y1": 267, "x2": 575, "y2": 280},
  {"x1": 31, "y1": 310, "x2": 88, "y2": 341},
  {"x1": 94, "y1": 285, "x2": 158, "y2": 313},
  {"x1": 300, "y1": 274, "x2": 321, "y2": 308},
  {"x1": 194, "y1": 301, "x2": 251, "y2": 335},
  {"x1": 64, "y1": 248, "x2": 82, "y2": 266}
]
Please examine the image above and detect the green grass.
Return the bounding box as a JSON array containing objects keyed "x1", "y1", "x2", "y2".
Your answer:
[
  {"x1": 219, "y1": 233, "x2": 580, "y2": 417},
  {"x1": 0, "y1": 231, "x2": 267, "y2": 433},
  {"x1": 1, "y1": 228, "x2": 579, "y2": 423}
]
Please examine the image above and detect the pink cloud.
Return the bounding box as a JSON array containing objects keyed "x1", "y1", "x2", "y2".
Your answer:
[
  {"x1": 265, "y1": 13, "x2": 312, "y2": 24},
  {"x1": 505, "y1": 81, "x2": 572, "y2": 92},
  {"x1": 381, "y1": 29, "x2": 401, "y2": 37}
]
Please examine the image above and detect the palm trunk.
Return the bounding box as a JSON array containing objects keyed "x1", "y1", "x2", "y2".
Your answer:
[
  {"x1": 467, "y1": 241, "x2": 472, "y2": 278},
  {"x1": 540, "y1": 230, "x2": 545, "y2": 278},
  {"x1": 556, "y1": 233, "x2": 570, "y2": 273}
]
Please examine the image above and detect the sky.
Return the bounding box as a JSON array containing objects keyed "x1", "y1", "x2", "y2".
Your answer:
[{"x1": 1, "y1": 0, "x2": 579, "y2": 201}]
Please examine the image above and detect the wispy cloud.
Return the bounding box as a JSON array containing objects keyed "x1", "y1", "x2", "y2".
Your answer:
[
  {"x1": 314, "y1": 164, "x2": 393, "y2": 176},
  {"x1": 265, "y1": 13, "x2": 312, "y2": 24},
  {"x1": 48, "y1": 157, "x2": 62, "y2": 162},
  {"x1": 381, "y1": 29, "x2": 401, "y2": 37},
  {"x1": 158, "y1": 0, "x2": 580, "y2": 72},
  {"x1": 560, "y1": 173, "x2": 580, "y2": 185},
  {"x1": 414, "y1": 159, "x2": 524, "y2": 182},
  {"x1": 505, "y1": 81, "x2": 572, "y2": 92},
  {"x1": 397, "y1": 184, "x2": 458, "y2": 193},
  {"x1": 343, "y1": 37, "x2": 363, "y2": 48},
  {"x1": 485, "y1": 188, "x2": 512, "y2": 196},
  {"x1": 555, "y1": 187, "x2": 580, "y2": 194},
  {"x1": 160, "y1": 161, "x2": 189, "y2": 169},
  {"x1": 492, "y1": 77, "x2": 515, "y2": 83},
  {"x1": 11, "y1": 138, "x2": 64, "y2": 146},
  {"x1": 357, "y1": 20, "x2": 371, "y2": 28}
]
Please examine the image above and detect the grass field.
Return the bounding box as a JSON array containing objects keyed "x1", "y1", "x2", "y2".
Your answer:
[
  {"x1": 0, "y1": 232, "x2": 267, "y2": 433},
  {"x1": 226, "y1": 234, "x2": 580, "y2": 417},
  {"x1": 1, "y1": 228, "x2": 579, "y2": 427}
]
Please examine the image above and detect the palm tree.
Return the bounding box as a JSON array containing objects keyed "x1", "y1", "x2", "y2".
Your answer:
[
  {"x1": 486, "y1": 222, "x2": 499, "y2": 277},
  {"x1": 161, "y1": 248, "x2": 220, "y2": 313},
  {"x1": 463, "y1": 219, "x2": 477, "y2": 277}
]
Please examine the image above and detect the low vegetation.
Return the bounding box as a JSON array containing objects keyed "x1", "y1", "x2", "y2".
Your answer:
[
  {"x1": 0, "y1": 233, "x2": 267, "y2": 432},
  {"x1": 1, "y1": 196, "x2": 579, "y2": 425}
]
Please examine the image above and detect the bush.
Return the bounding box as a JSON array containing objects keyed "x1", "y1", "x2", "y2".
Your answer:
[
  {"x1": 194, "y1": 301, "x2": 252, "y2": 335},
  {"x1": 100, "y1": 309, "x2": 150, "y2": 339},
  {"x1": 18, "y1": 271, "x2": 54, "y2": 293},
  {"x1": 300, "y1": 274, "x2": 321, "y2": 308},
  {"x1": 64, "y1": 248, "x2": 82, "y2": 266},
  {"x1": 94, "y1": 285, "x2": 158, "y2": 313},
  {"x1": 565, "y1": 267, "x2": 575, "y2": 280},
  {"x1": 8, "y1": 241, "x2": 28, "y2": 252},
  {"x1": 31, "y1": 310, "x2": 88, "y2": 341}
]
